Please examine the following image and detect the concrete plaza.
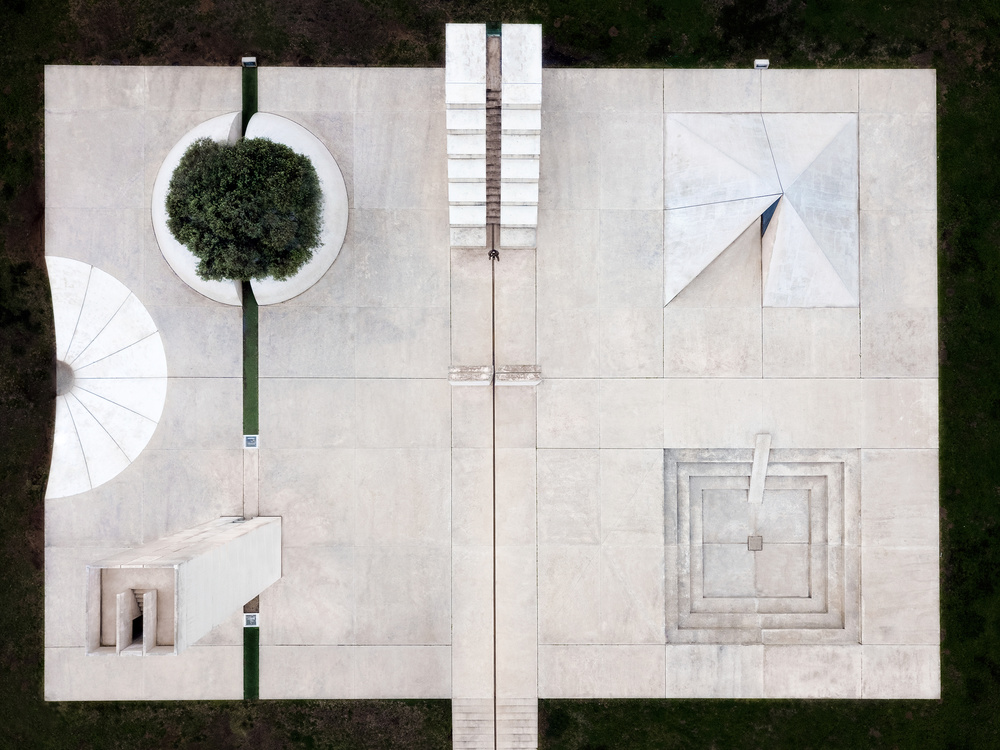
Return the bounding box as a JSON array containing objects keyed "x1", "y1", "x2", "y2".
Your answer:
[{"x1": 43, "y1": 51, "x2": 938, "y2": 744}]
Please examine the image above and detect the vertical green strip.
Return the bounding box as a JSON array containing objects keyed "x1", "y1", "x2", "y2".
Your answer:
[
  {"x1": 242, "y1": 281, "x2": 259, "y2": 435},
  {"x1": 243, "y1": 625, "x2": 260, "y2": 700},
  {"x1": 241, "y1": 64, "x2": 257, "y2": 137}
]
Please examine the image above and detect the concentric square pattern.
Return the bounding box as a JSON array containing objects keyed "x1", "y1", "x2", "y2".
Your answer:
[{"x1": 666, "y1": 449, "x2": 860, "y2": 644}]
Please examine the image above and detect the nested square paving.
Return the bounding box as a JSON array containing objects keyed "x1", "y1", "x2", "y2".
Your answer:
[{"x1": 667, "y1": 449, "x2": 859, "y2": 644}]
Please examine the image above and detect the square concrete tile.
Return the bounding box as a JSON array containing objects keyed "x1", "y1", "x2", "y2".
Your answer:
[
  {"x1": 142, "y1": 644, "x2": 242, "y2": 699},
  {"x1": 537, "y1": 210, "x2": 599, "y2": 311},
  {"x1": 537, "y1": 644, "x2": 665, "y2": 698},
  {"x1": 663, "y1": 379, "x2": 763, "y2": 448},
  {"x1": 147, "y1": 305, "x2": 242, "y2": 378},
  {"x1": 861, "y1": 644, "x2": 940, "y2": 698},
  {"x1": 45, "y1": 111, "x2": 144, "y2": 209},
  {"x1": 664, "y1": 644, "x2": 764, "y2": 698},
  {"x1": 601, "y1": 645, "x2": 667, "y2": 698},
  {"x1": 259, "y1": 307, "x2": 355, "y2": 378},
  {"x1": 860, "y1": 113, "x2": 936, "y2": 211},
  {"x1": 260, "y1": 378, "x2": 357, "y2": 449},
  {"x1": 762, "y1": 379, "x2": 862, "y2": 448},
  {"x1": 355, "y1": 307, "x2": 450, "y2": 378},
  {"x1": 495, "y1": 386, "x2": 536, "y2": 449},
  {"x1": 355, "y1": 547, "x2": 451, "y2": 645},
  {"x1": 598, "y1": 210, "x2": 663, "y2": 308},
  {"x1": 537, "y1": 449, "x2": 601, "y2": 544},
  {"x1": 861, "y1": 450, "x2": 938, "y2": 548},
  {"x1": 354, "y1": 109, "x2": 446, "y2": 209},
  {"x1": 495, "y1": 449, "x2": 537, "y2": 546},
  {"x1": 451, "y1": 387, "x2": 493, "y2": 449},
  {"x1": 862, "y1": 307, "x2": 938, "y2": 377},
  {"x1": 763, "y1": 645, "x2": 861, "y2": 697},
  {"x1": 537, "y1": 379, "x2": 600, "y2": 449},
  {"x1": 763, "y1": 308, "x2": 860, "y2": 378},
  {"x1": 600, "y1": 114, "x2": 663, "y2": 209},
  {"x1": 862, "y1": 379, "x2": 938, "y2": 449},
  {"x1": 600, "y1": 307, "x2": 663, "y2": 377},
  {"x1": 355, "y1": 448, "x2": 450, "y2": 546},
  {"x1": 261, "y1": 546, "x2": 355, "y2": 645},
  {"x1": 862, "y1": 546, "x2": 939, "y2": 644},
  {"x1": 664, "y1": 307, "x2": 762, "y2": 378},
  {"x1": 45, "y1": 460, "x2": 143, "y2": 547},
  {"x1": 44, "y1": 646, "x2": 143, "y2": 701},
  {"x1": 599, "y1": 545, "x2": 666, "y2": 643},
  {"x1": 146, "y1": 377, "x2": 241, "y2": 450},
  {"x1": 354, "y1": 209, "x2": 449, "y2": 307},
  {"x1": 258, "y1": 448, "x2": 355, "y2": 547},
  {"x1": 356, "y1": 68, "x2": 444, "y2": 112},
  {"x1": 357, "y1": 379, "x2": 451, "y2": 448},
  {"x1": 599, "y1": 379, "x2": 664, "y2": 448},
  {"x1": 860, "y1": 211, "x2": 937, "y2": 309},
  {"x1": 141, "y1": 449, "x2": 242, "y2": 541}
]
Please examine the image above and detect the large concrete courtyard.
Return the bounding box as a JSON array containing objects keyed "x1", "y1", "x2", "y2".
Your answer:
[{"x1": 43, "y1": 39, "x2": 938, "y2": 748}]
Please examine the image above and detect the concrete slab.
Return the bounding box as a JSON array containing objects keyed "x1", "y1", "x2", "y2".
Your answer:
[
  {"x1": 145, "y1": 377, "x2": 239, "y2": 451},
  {"x1": 861, "y1": 645, "x2": 941, "y2": 699},
  {"x1": 762, "y1": 308, "x2": 860, "y2": 378},
  {"x1": 861, "y1": 450, "x2": 939, "y2": 548},
  {"x1": 761, "y1": 69, "x2": 859, "y2": 112},
  {"x1": 599, "y1": 307, "x2": 663, "y2": 377},
  {"x1": 762, "y1": 379, "x2": 862, "y2": 448},
  {"x1": 538, "y1": 645, "x2": 666, "y2": 698},
  {"x1": 354, "y1": 646, "x2": 451, "y2": 697},
  {"x1": 45, "y1": 65, "x2": 145, "y2": 112},
  {"x1": 860, "y1": 113, "x2": 936, "y2": 211},
  {"x1": 261, "y1": 645, "x2": 354, "y2": 698},
  {"x1": 663, "y1": 379, "x2": 763, "y2": 449},
  {"x1": 542, "y1": 69, "x2": 663, "y2": 113},
  {"x1": 355, "y1": 307, "x2": 450, "y2": 378},
  {"x1": 599, "y1": 210, "x2": 663, "y2": 308},
  {"x1": 537, "y1": 210, "x2": 599, "y2": 310},
  {"x1": 861, "y1": 546, "x2": 939, "y2": 644},
  {"x1": 538, "y1": 111, "x2": 600, "y2": 209},
  {"x1": 537, "y1": 449, "x2": 600, "y2": 545},
  {"x1": 599, "y1": 379, "x2": 664, "y2": 448},
  {"x1": 860, "y1": 210, "x2": 938, "y2": 309},
  {"x1": 147, "y1": 305, "x2": 241, "y2": 378},
  {"x1": 600, "y1": 450, "x2": 664, "y2": 547},
  {"x1": 861, "y1": 307, "x2": 938, "y2": 377},
  {"x1": 663, "y1": 307, "x2": 762, "y2": 378},
  {"x1": 600, "y1": 114, "x2": 663, "y2": 209},
  {"x1": 859, "y1": 69, "x2": 936, "y2": 114},
  {"x1": 664, "y1": 644, "x2": 764, "y2": 698},
  {"x1": 260, "y1": 377, "x2": 357, "y2": 449},
  {"x1": 258, "y1": 449, "x2": 355, "y2": 547},
  {"x1": 862, "y1": 379, "x2": 938, "y2": 449},
  {"x1": 663, "y1": 69, "x2": 759, "y2": 113},
  {"x1": 536, "y1": 379, "x2": 600, "y2": 449},
  {"x1": 259, "y1": 307, "x2": 355, "y2": 378},
  {"x1": 763, "y1": 645, "x2": 862, "y2": 698},
  {"x1": 537, "y1": 308, "x2": 601, "y2": 377}
]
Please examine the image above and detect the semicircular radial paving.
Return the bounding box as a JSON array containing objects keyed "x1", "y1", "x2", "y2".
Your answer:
[
  {"x1": 46, "y1": 257, "x2": 167, "y2": 499},
  {"x1": 665, "y1": 113, "x2": 858, "y2": 308}
]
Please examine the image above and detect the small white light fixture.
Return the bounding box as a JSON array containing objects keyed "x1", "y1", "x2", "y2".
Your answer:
[
  {"x1": 754, "y1": 59, "x2": 770, "y2": 69},
  {"x1": 244, "y1": 434, "x2": 259, "y2": 449},
  {"x1": 244, "y1": 613, "x2": 259, "y2": 628},
  {"x1": 242, "y1": 57, "x2": 257, "y2": 68}
]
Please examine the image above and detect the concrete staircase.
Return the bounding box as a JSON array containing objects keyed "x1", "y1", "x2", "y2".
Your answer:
[
  {"x1": 497, "y1": 699, "x2": 538, "y2": 749},
  {"x1": 452, "y1": 699, "x2": 539, "y2": 750},
  {"x1": 453, "y1": 699, "x2": 495, "y2": 750}
]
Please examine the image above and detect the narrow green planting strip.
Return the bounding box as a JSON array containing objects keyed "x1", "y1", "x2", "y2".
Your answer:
[
  {"x1": 243, "y1": 625, "x2": 260, "y2": 700},
  {"x1": 242, "y1": 281, "x2": 259, "y2": 435},
  {"x1": 241, "y1": 64, "x2": 257, "y2": 137}
]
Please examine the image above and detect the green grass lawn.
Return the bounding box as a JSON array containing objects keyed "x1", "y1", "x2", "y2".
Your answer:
[{"x1": 1, "y1": 0, "x2": 998, "y2": 747}]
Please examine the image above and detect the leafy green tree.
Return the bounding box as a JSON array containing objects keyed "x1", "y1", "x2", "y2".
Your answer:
[{"x1": 166, "y1": 137, "x2": 322, "y2": 281}]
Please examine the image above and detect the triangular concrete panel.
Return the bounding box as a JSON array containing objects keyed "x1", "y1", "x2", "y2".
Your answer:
[
  {"x1": 666, "y1": 115, "x2": 781, "y2": 208},
  {"x1": 668, "y1": 220, "x2": 762, "y2": 308},
  {"x1": 665, "y1": 194, "x2": 779, "y2": 305},
  {"x1": 784, "y1": 120, "x2": 859, "y2": 298},
  {"x1": 763, "y1": 200, "x2": 858, "y2": 307},
  {"x1": 763, "y1": 113, "x2": 855, "y2": 190}
]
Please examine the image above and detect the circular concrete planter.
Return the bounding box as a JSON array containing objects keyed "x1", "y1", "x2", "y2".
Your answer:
[
  {"x1": 244, "y1": 113, "x2": 349, "y2": 305},
  {"x1": 151, "y1": 112, "x2": 349, "y2": 306},
  {"x1": 151, "y1": 112, "x2": 243, "y2": 306}
]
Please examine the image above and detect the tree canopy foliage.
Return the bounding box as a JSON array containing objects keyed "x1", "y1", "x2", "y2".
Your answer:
[{"x1": 166, "y1": 137, "x2": 322, "y2": 281}]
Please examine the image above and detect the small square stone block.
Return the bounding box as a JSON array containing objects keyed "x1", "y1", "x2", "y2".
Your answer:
[{"x1": 748, "y1": 535, "x2": 763, "y2": 552}]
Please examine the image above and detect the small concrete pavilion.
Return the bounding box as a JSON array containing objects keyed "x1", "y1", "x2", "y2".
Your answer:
[{"x1": 44, "y1": 23, "x2": 938, "y2": 749}]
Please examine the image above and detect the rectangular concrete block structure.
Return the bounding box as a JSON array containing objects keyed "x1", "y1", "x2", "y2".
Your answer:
[
  {"x1": 87, "y1": 516, "x2": 281, "y2": 655},
  {"x1": 45, "y1": 47, "x2": 937, "y2": 719}
]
